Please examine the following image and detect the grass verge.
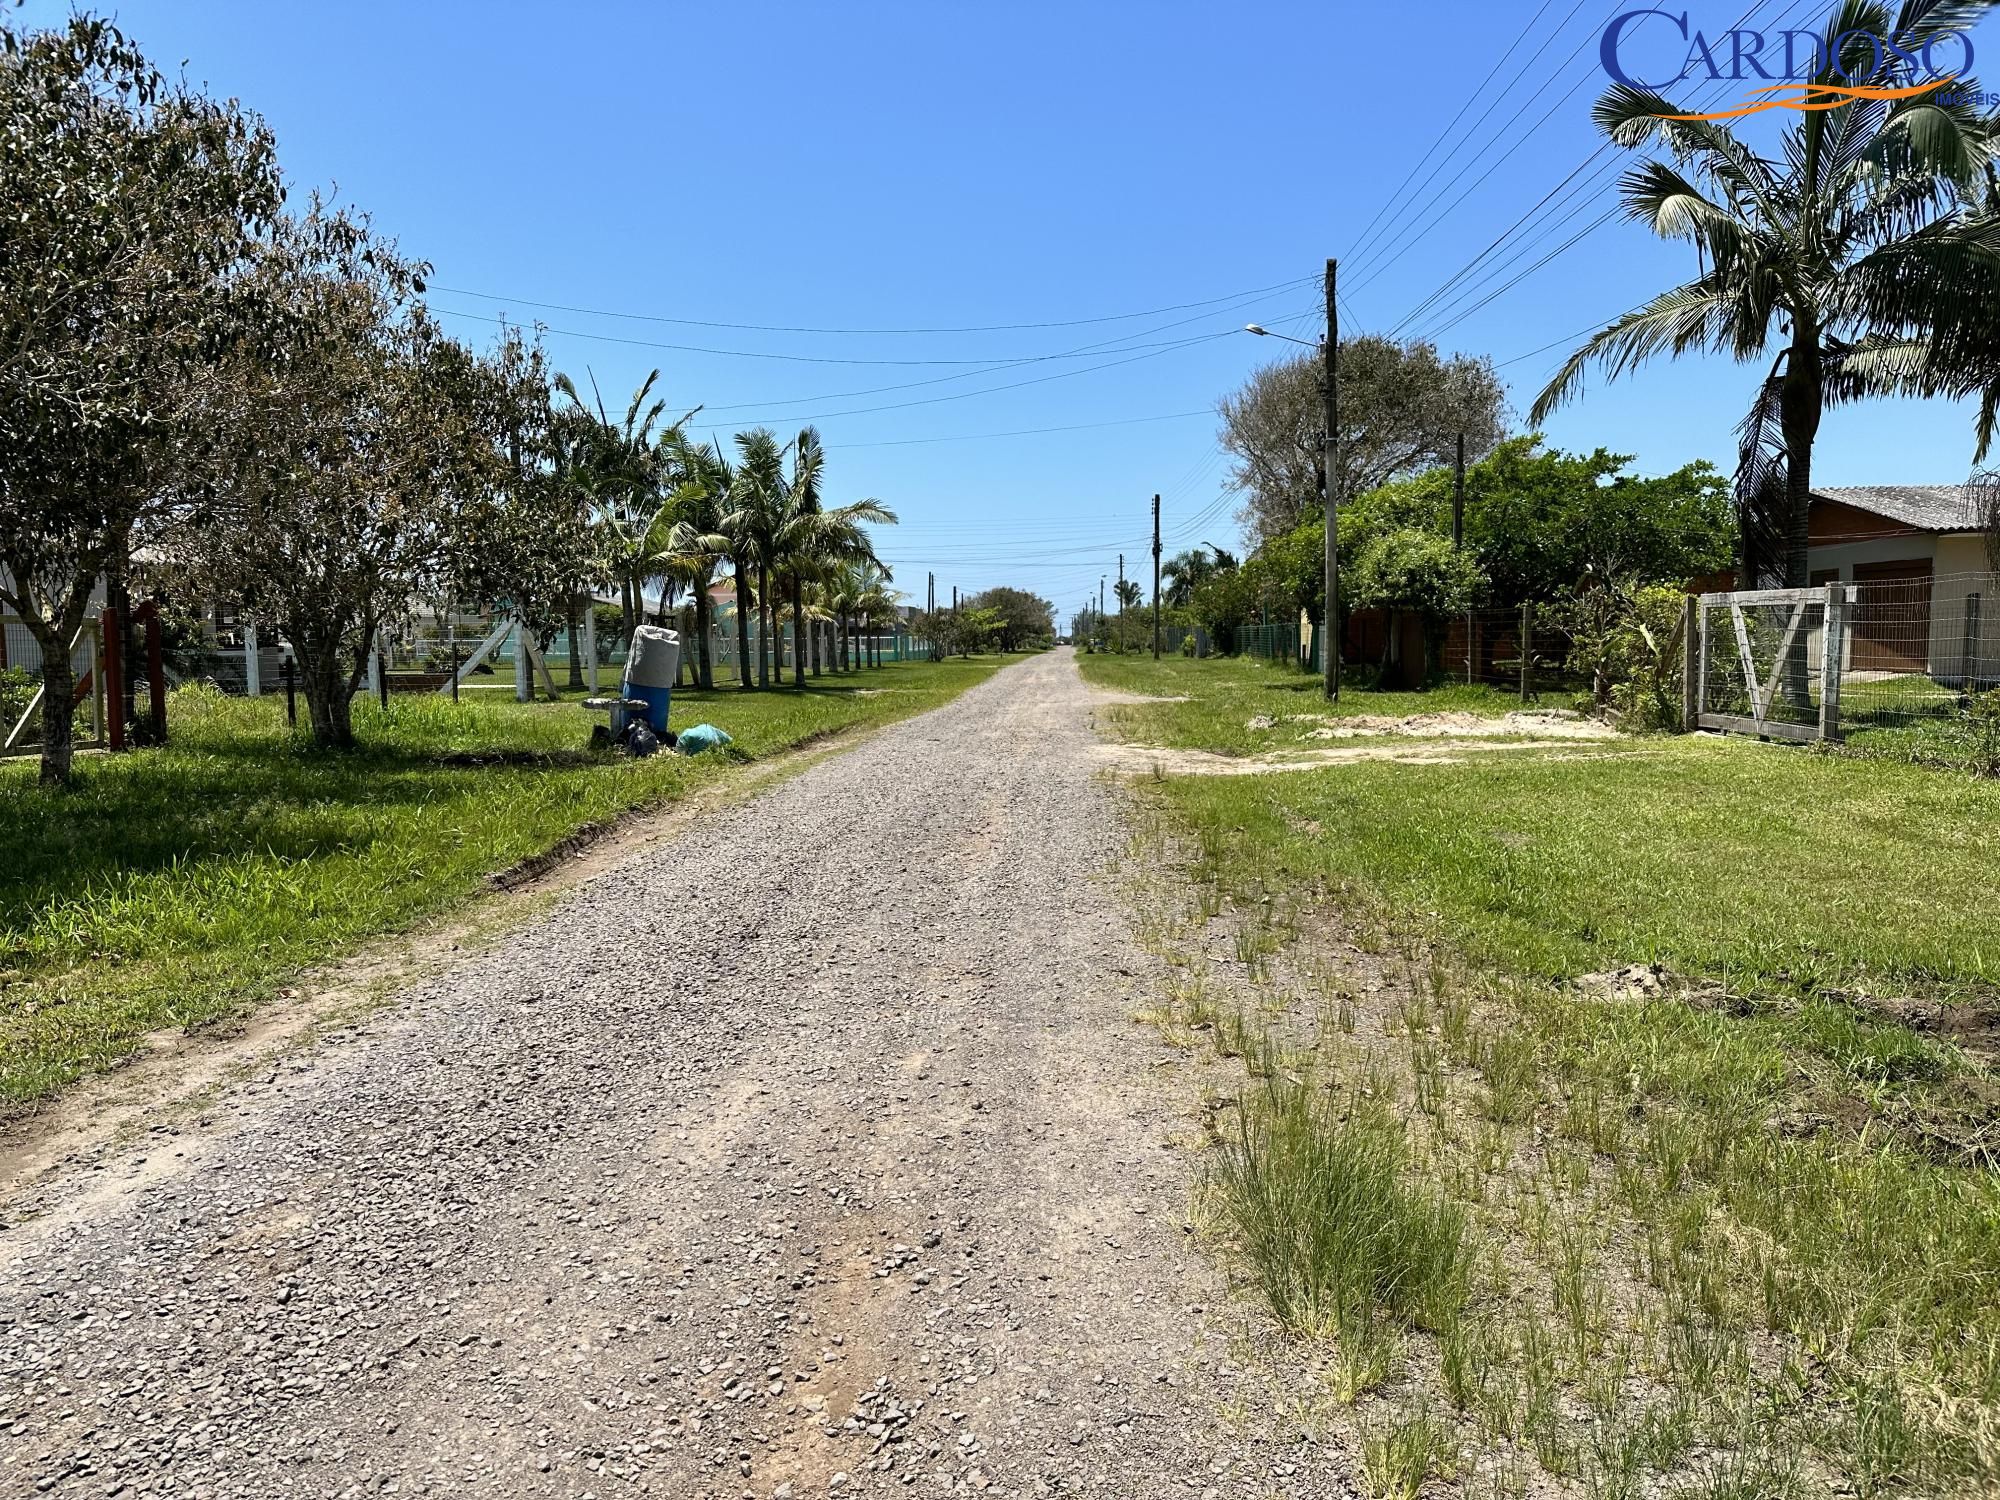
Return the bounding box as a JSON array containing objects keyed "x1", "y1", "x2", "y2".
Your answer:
[
  {"x1": 1079, "y1": 651, "x2": 1524, "y2": 756},
  {"x1": 1, "y1": 655, "x2": 1016, "y2": 1105},
  {"x1": 1111, "y1": 666, "x2": 2000, "y2": 1495}
]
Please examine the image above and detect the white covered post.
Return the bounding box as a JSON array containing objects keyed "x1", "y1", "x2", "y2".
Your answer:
[
  {"x1": 244, "y1": 621, "x2": 262, "y2": 697},
  {"x1": 582, "y1": 603, "x2": 597, "y2": 692},
  {"x1": 513, "y1": 619, "x2": 530, "y2": 703}
]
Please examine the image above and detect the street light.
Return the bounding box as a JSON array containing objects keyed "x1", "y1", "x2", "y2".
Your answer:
[
  {"x1": 1240, "y1": 260, "x2": 1339, "y2": 700},
  {"x1": 1243, "y1": 323, "x2": 1315, "y2": 347}
]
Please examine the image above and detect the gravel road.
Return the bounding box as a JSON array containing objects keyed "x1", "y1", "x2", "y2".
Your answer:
[{"x1": 1, "y1": 650, "x2": 1344, "y2": 1500}]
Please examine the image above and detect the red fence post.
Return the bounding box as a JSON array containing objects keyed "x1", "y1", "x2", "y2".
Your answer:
[{"x1": 101, "y1": 606, "x2": 125, "y2": 752}]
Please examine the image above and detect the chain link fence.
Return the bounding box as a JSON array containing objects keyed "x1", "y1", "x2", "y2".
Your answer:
[{"x1": 1694, "y1": 572, "x2": 2000, "y2": 754}]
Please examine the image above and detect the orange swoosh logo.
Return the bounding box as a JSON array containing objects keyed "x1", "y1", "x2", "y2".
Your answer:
[{"x1": 1657, "y1": 77, "x2": 1952, "y2": 121}]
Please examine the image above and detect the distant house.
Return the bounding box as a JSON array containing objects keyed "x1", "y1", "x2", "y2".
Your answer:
[{"x1": 1805, "y1": 486, "x2": 1995, "y2": 680}]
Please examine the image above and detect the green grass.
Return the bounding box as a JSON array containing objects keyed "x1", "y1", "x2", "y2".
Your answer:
[
  {"x1": 1078, "y1": 652, "x2": 1524, "y2": 756},
  {"x1": 1158, "y1": 735, "x2": 2000, "y2": 998},
  {"x1": 1127, "y1": 710, "x2": 2000, "y2": 1494},
  {"x1": 0, "y1": 655, "x2": 1015, "y2": 1105}
]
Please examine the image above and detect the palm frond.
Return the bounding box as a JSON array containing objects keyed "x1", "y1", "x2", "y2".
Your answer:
[{"x1": 1530, "y1": 274, "x2": 1746, "y2": 423}]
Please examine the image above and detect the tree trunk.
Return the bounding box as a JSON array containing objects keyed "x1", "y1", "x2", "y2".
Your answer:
[
  {"x1": 295, "y1": 634, "x2": 357, "y2": 749},
  {"x1": 695, "y1": 586, "x2": 714, "y2": 690},
  {"x1": 565, "y1": 594, "x2": 586, "y2": 691},
  {"x1": 732, "y1": 561, "x2": 753, "y2": 690},
  {"x1": 790, "y1": 576, "x2": 806, "y2": 687},
  {"x1": 28, "y1": 620, "x2": 77, "y2": 788},
  {"x1": 757, "y1": 564, "x2": 771, "y2": 688},
  {"x1": 1780, "y1": 328, "x2": 1824, "y2": 709},
  {"x1": 108, "y1": 564, "x2": 137, "y2": 743}
]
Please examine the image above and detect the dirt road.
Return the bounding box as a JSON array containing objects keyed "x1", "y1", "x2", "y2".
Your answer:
[{"x1": 1, "y1": 651, "x2": 1340, "y2": 1499}]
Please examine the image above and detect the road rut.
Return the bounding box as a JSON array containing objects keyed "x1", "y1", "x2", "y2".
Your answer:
[{"x1": 0, "y1": 650, "x2": 1342, "y2": 1499}]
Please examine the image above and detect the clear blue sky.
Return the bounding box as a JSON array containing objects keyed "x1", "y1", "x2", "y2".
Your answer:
[{"x1": 39, "y1": 0, "x2": 2000, "y2": 617}]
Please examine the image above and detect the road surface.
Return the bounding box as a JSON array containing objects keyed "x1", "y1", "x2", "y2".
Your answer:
[{"x1": 0, "y1": 650, "x2": 1341, "y2": 1499}]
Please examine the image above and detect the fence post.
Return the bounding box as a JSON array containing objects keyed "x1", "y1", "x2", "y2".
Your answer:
[
  {"x1": 367, "y1": 637, "x2": 382, "y2": 703},
  {"x1": 377, "y1": 633, "x2": 390, "y2": 712},
  {"x1": 1519, "y1": 602, "x2": 1533, "y2": 704},
  {"x1": 144, "y1": 606, "x2": 166, "y2": 742},
  {"x1": 1681, "y1": 594, "x2": 1699, "y2": 732},
  {"x1": 1819, "y1": 582, "x2": 1845, "y2": 743},
  {"x1": 513, "y1": 619, "x2": 530, "y2": 703},
  {"x1": 283, "y1": 655, "x2": 297, "y2": 727},
  {"x1": 1961, "y1": 592, "x2": 1982, "y2": 691},
  {"x1": 101, "y1": 607, "x2": 125, "y2": 752},
  {"x1": 244, "y1": 621, "x2": 262, "y2": 697}
]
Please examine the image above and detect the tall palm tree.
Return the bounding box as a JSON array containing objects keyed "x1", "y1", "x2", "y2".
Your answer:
[
  {"x1": 722, "y1": 429, "x2": 786, "y2": 689},
  {"x1": 766, "y1": 427, "x2": 897, "y2": 688},
  {"x1": 1531, "y1": 0, "x2": 1995, "y2": 590},
  {"x1": 1162, "y1": 546, "x2": 1235, "y2": 608},
  {"x1": 851, "y1": 562, "x2": 898, "y2": 668},
  {"x1": 649, "y1": 436, "x2": 732, "y2": 690}
]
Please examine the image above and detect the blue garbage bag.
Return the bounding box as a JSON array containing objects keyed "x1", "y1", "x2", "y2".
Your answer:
[{"x1": 677, "y1": 723, "x2": 733, "y2": 756}]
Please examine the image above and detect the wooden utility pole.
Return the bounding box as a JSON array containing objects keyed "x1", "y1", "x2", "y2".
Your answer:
[
  {"x1": 1323, "y1": 257, "x2": 1340, "y2": 700},
  {"x1": 1452, "y1": 432, "x2": 1466, "y2": 548},
  {"x1": 1151, "y1": 493, "x2": 1162, "y2": 660},
  {"x1": 1117, "y1": 554, "x2": 1126, "y2": 654}
]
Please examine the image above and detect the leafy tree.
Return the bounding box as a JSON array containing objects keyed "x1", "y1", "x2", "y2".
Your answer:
[
  {"x1": 1337, "y1": 437, "x2": 1732, "y2": 605},
  {"x1": 0, "y1": 15, "x2": 282, "y2": 784},
  {"x1": 172, "y1": 208, "x2": 495, "y2": 748},
  {"x1": 1348, "y1": 528, "x2": 1487, "y2": 680},
  {"x1": 1113, "y1": 577, "x2": 1144, "y2": 650},
  {"x1": 451, "y1": 327, "x2": 601, "y2": 679},
  {"x1": 1532, "y1": 1, "x2": 1996, "y2": 588},
  {"x1": 1220, "y1": 335, "x2": 1505, "y2": 547},
  {"x1": 1462, "y1": 441, "x2": 1732, "y2": 604},
  {"x1": 963, "y1": 587, "x2": 1053, "y2": 651}
]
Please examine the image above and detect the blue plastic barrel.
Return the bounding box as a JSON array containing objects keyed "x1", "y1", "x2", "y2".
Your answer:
[{"x1": 621, "y1": 627, "x2": 681, "y2": 732}]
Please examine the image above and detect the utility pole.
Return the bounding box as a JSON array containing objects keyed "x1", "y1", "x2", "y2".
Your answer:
[
  {"x1": 1323, "y1": 257, "x2": 1340, "y2": 701},
  {"x1": 1117, "y1": 553, "x2": 1125, "y2": 654},
  {"x1": 1098, "y1": 575, "x2": 1105, "y2": 647},
  {"x1": 1151, "y1": 493, "x2": 1162, "y2": 660},
  {"x1": 952, "y1": 585, "x2": 958, "y2": 614},
  {"x1": 1452, "y1": 432, "x2": 1466, "y2": 549}
]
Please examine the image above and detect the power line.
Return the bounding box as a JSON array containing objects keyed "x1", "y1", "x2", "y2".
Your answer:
[
  {"x1": 1344, "y1": 0, "x2": 1627, "y2": 289},
  {"x1": 428, "y1": 274, "x2": 1316, "y2": 337},
  {"x1": 1346, "y1": 0, "x2": 1603, "y2": 274},
  {"x1": 839, "y1": 410, "x2": 1212, "y2": 448},
  {"x1": 1395, "y1": 0, "x2": 1819, "y2": 343}
]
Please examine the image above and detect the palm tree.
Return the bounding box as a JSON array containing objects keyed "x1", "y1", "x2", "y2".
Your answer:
[
  {"x1": 555, "y1": 369, "x2": 701, "y2": 650},
  {"x1": 1531, "y1": 0, "x2": 1995, "y2": 591},
  {"x1": 649, "y1": 436, "x2": 732, "y2": 690},
  {"x1": 1162, "y1": 546, "x2": 1235, "y2": 608},
  {"x1": 1114, "y1": 577, "x2": 1143, "y2": 652},
  {"x1": 851, "y1": 562, "x2": 899, "y2": 668},
  {"x1": 765, "y1": 427, "x2": 897, "y2": 688},
  {"x1": 722, "y1": 429, "x2": 786, "y2": 688}
]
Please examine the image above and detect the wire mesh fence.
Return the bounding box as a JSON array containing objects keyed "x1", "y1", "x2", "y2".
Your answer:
[{"x1": 1695, "y1": 572, "x2": 2000, "y2": 746}]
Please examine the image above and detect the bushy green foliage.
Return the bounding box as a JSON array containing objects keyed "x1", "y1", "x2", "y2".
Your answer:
[{"x1": 1551, "y1": 582, "x2": 1690, "y2": 728}]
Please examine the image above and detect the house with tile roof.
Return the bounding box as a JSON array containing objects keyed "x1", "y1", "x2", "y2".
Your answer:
[{"x1": 1806, "y1": 486, "x2": 1995, "y2": 681}]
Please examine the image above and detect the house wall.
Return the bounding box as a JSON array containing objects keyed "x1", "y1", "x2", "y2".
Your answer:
[{"x1": 1932, "y1": 538, "x2": 2000, "y2": 685}]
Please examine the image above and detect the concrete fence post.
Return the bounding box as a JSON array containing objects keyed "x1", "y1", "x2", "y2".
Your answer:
[
  {"x1": 244, "y1": 621, "x2": 262, "y2": 697},
  {"x1": 1819, "y1": 583, "x2": 1846, "y2": 743},
  {"x1": 1681, "y1": 595, "x2": 1699, "y2": 732}
]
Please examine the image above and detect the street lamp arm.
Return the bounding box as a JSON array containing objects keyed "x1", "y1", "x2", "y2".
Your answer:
[{"x1": 1243, "y1": 323, "x2": 1319, "y2": 349}]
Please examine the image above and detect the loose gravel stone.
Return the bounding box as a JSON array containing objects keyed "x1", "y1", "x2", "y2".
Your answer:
[{"x1": 0, "y1": 652, "x2": 1351, "y2": 1498}]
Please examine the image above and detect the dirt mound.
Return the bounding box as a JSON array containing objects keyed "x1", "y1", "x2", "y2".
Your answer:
[{"x1": 1297, "y1": 709, "x2": 1617, "y2": 741}]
